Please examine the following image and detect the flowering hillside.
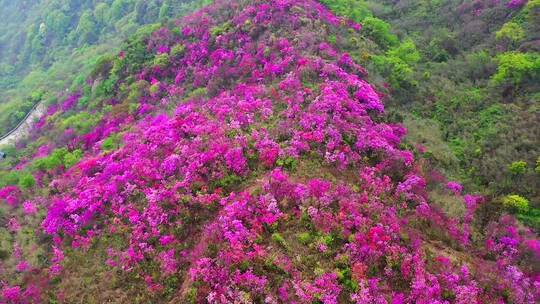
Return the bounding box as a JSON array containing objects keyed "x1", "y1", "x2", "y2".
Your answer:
[{"x1": 0, "y1": 0, "x2": 538, "y2": 303}]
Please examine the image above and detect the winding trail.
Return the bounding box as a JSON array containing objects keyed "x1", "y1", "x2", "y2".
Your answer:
[{"x1": 0, "y1": 101, "x2": 47, "y2": 147}]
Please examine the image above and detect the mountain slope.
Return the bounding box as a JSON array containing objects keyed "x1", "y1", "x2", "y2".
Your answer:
[
  {"x1": 0, "y1": 0, "x2": 538, "y2": 303},
  {"x1": 0, "y1": 0, "x2": 211, "y2": 135}
]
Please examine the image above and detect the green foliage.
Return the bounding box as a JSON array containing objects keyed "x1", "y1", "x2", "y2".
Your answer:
[
  {"x1": 387, "y1": 40, "x2": 421, "y2": 65},
  {"x1": 297, "y1": 232, "x2": 313, "y2": 245},
  {"x1": 33, "y1": 148, "x2": 83, "y2": 171},
  {"x1": 362, "y1": 17, "x2": 399, "y2": 49},
  {"x1": 73, "y1": 10, "x2": 98, "y2": 45},
  {"x1": 492, "y1": 52, "x2": 540, "y2": 85},
  {"x1": 502, "y1": 195, "x2": 529, "y2": 213},
  {"x1": 34, "y1": 148, "x2": 68, "y2": 171},
  {"x1": 93, "y1": 3, "x2": 111, "y2": 25},
  {"x1": 63, "y1": 150, "x2": 83, "y2": 169},
  {"x1": 276, "y1": 157, "x2": 298, "y2": 171},
  {"x1": 159, "y1": 1, "x2": 172, "y2": 21},
  {"x1": 61, "y1": 112, "x2": 102, "y2": 134},
  {"x1": 184, "y1": 287, "x2": 198, "y2": 304},
  {"x1": 210, "y1": 21, "x2": 232, "y2": 37},
  {"x1": 18, "y1": 173, "x2": 36, "y2": 190},
  {"x1": 153, "y1": 53, "x2": 170, "y2": 68},
  {"x1": 0, "y1": 171, "x2": 21, "y2": 188},
  {"x1": 102, "y1": 134, "x2": 121, "y2": 152},
  {"x1": 319, "y1": 0, "x2": 372, "y2": 23},
  {"x1": 536, "y1": 156, "x2": 540, "y2": 174},
  {"x1": 508, "y1": 161, "x2": 528, "y2": 175},
  {"x1": 171, "y1": 44, "x2": 186, "y2": 58},
  {"x1": 271, "y1": 233, "x2": 287, "y2": 248},
  {"x1": 373, "y1": 40, "x2": 420, "y2": 89},
  {"x1": 516, "y1": 207, "x2": 540, "y2": 230},
  {"x1": 44, "y1": 10, "x2": 70, "y2": 38},
  {"x1": 213, "y1": 174, "x2": 242, "y2": 191},
  {"x1": 111, "y1": 0, "x2": 129, "y2": 21},
  {"x1": 496, "y1": 22, "x2": 525, "y2": 43}
]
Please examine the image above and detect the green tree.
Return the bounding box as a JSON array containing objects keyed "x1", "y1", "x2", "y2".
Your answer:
[
  {"x1": 111, "y1": 0, "x2": 128, "y2": 21},
  {"x1": 496, "y1": 22, "x2": 525, "y2": 49},
  {"x1": 159, "y1": 1, "x2": 172, "y2": 21},
  {"x1": 94, "y1": 3, "x2": 111, "y2": 26},
  {"x1": 387, "y1": 39, "x2": 421, "y2": 65},
  {"x1": 74, "y1": 10, "x2": 98, "y2": 45},
  {"x1": 492, "y1": 52, "x2": 540, "y2": 85},
  {"x1": 362, "y1": 17, "x2": 399, "y2": 49},
  {"x1": 45, "y1": 10, "x2": 70, "y2": 38}
]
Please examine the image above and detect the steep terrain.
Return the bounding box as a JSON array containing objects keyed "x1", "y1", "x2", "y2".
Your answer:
[
  {"x1": 317, "y1": 0, "x2": 540, "y2": 226},
  {"x1": 0, "y1": 0, "x2": 538, "y2": 303},
  {"x1": 0, "y1": 0, "x2": 211, "y2": 135}
]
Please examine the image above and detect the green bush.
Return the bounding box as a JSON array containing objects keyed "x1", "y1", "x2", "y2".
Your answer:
[
  {"x1": 373, "y1": 40, "x2": 420, "y2": 89},
  {"x1": 63, "y1": 150, "x2": 83, "y2": 169},
  {"x1": 61, "y1": 112, "x2": 102, "y2": 134},
  {"x1": 508, "y1": 161, "x2": 528, "y2": 175},
  {"x1": 496, "y1": 22, "x2": 525, "y2": 44},
  {"x1": 297, "y1": 232, "x2": 313, "y2": 245},
  {"x1": 502, "y1": 194, "x2": 529, "y2": 213},
  {"x1": 362, "y1": 17, "x2": 399, "y2": 49},
  {"x1": 18, "y1": 173, "x2": 36, "y2": 190},
  {"x1": 319, "y1": 0, "x2": 372, "y2": 23},
  {"x1": 171, "y1": 44, "x2": 186, "y2": 58},
  {"x1": 271, "y1": 233, "x2": 287, "y2": 248},
  {"x1": 492, "y1": 52, "x2": 540, "y2": 85},
  {"x1": 34, "y1": 148, "x2": 68, "y2": 171},
  {"x1": 153, "y1": 53, "x2": 170, "y2": 68},
  {"x1": 102, "y1": 134, "x2": 121, "y2": 151},
  {"x1": 387, "y1": 40, "x2": 421, "y2": 65}
]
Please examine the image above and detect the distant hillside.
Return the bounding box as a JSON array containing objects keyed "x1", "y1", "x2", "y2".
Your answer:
[
  {"x1": 319, "y1": 0, "x2": 540, "y2": 227},
  {"x1": 0, "y1": 0, "x2": 211, "y2": 135}
]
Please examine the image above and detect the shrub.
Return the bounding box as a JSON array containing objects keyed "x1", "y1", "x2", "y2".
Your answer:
[
  {"x1": 502, "y1": 194, "x2": 529, "y2": 213},
  {"x1": 102, "y1": 134, "x2": 121, "y2": 151},
  {"x1": 495, "y1": 22, "x2": 525, "y2": 44},
  {"x1": 18, "y1": 173, "x2": 35, "y2": 190},
  {"x1": 319, "y1": 0, "x2": 372, "y2": 23},
  {"x1": 297, "y1": 232, "x2": 313, "y2": 245},
  {"x1": 63, "y1": 150, "x2": 83, "y2": 168},
  {"x1": 61, "y1": 112, "x2": 102, "y2": 134},
  {"x1": 508, "y1": 161, "x2": 528, "y2": 175},
  {"x1": 492, "y1": 52, "x2": 540, "y2": 85},
  {"x1": 153, "y1": 53, "x2": 170, "y2": 68},
  {"x1": 373, "y1": 40, "x2": 420, "y2": 89},
  {"x1": 271, "y1": 233, "x2": 287, "y2": 248},
  {"x1": 34, "y1": 148, "x2": 68, "y2": 171},
  {"x1": 362, "y1": 17, "x2": 399, "y2": 49},
  {"x1": 171, "y1": 44, "x2": 186, "y2": 58}
]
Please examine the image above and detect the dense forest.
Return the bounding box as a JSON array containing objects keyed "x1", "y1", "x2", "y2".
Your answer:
[
  {"x1": 0, "y1": 0, "x2": 538, "y2": 303},
  {"x1": 0, "y1": 0, "x2": 211, "y2": 135}
]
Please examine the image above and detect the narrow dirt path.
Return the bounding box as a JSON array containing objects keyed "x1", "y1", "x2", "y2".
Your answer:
[{"x1": 0, "y1": 102, "x2": 47, "y2": 147}]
